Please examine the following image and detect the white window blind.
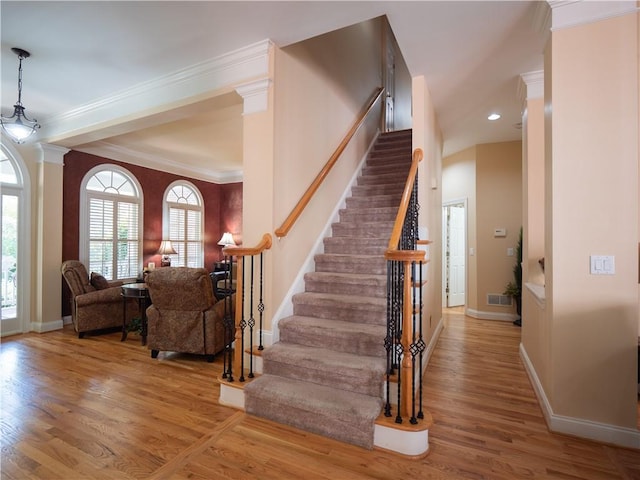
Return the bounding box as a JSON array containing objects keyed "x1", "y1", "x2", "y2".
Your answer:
[
  {"x1": 165, "y1": 183, "x2": 203, "y2": 268},
  {"x1": 84, "y1": 167, "x2": 141, "y2": 281}
]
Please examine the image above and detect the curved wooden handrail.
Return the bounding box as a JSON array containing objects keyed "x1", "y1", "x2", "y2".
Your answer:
[
  {"x1": 385, "y1": 148, "x2": 425, "y2": 255},
  {"x1": 223, "y1": 233, "x2": 272, "y2": 257},
  {"x1": 275, "y1": 87, "x2": 384, "y2": 238}
]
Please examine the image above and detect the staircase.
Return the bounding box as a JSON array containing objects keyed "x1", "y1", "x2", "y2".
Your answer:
[{"x1": 244, "y1": 129, "x2": 413, "y2": 449}]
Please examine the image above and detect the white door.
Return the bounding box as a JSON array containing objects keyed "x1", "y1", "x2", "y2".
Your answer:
[{"x1": 443, "y1": 203, "x2": 466, "y2": 308}]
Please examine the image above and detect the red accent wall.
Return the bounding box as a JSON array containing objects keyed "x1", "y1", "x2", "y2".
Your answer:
[{"x1": 62, "y1": 150, "x2": 242, "y2": 314}]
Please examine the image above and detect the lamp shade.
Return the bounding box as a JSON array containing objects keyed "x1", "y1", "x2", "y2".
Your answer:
[
  {"x1": 217, "y1": 232, "x2": 236, "y2": 247},
  {"x1": 157, "y1": 240, "x2": 177, "y2": 255}
]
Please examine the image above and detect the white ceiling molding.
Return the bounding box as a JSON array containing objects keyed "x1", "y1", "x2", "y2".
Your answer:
[
  {"x1": 40, "y1": 39, "x2": 273, "y2": 144},
  {"x1": 235, "y1": 78, "x2": 272, "y2": 115},
  {"x1": 547, "y1": 1, "x2": 638, "y2": 31},
  {"x1": 74, "y1": 141, "x2": 243, "y2": 184},
  {"x1": 37, "y1": 143, "x2": 70, "y2": 165},
  {"x1": 520, "y1": 71, "x2": 544, "y2": 101}
]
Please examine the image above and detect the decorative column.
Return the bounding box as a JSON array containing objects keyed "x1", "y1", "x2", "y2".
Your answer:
[{"x1": 33, "y1": 143, "x2": 69, "y2": 332}]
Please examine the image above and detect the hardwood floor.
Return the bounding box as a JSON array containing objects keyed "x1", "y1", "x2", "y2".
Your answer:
[{"x1": 1, "y1": 312, "x2": 639, "y2": 479}]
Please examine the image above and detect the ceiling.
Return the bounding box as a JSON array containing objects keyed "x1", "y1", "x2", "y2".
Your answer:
[{"x1": 1, "y1": 1, "x2": 548, "y2": 182}]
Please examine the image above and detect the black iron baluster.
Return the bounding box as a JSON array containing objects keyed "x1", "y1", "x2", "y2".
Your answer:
[
  {"x1": 222, "y1": 254, "x2": 234, "y2": 382},
  {"x1": 258, "y1": 252, "x2": 265, "y2": 350},
  {"x1": 248, "y1": 256, "x2": 255, "y2": 378},
  {"x1": 238, "y1": 256, "x2": 246, "y2": 382}
]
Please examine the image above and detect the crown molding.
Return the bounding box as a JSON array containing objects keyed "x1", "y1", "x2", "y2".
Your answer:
[
  {"x1": 517, "y1": 70, "x2": 544, "y2": 111},
  {"x1": 235, "y1": 78, "x2": 272, "y2": 115},
  {"x1": 74, "y1": 141, "x2": 243, "y2": 184},
  {"x1": 548, "y1": 1, "x2": 638, "y2": 31},
  {"x1": 40, "y1": 39, "x2": 273, "y2": 144},
  {"x1": 37, "y1": 143, "x2": 69, "y2": 165}
]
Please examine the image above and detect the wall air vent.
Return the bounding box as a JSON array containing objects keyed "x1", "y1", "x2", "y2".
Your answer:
[{"x1": 487, "y1": 294, "x2": 513, "y2": 306}]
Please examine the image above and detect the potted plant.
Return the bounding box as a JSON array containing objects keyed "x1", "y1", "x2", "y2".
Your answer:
[{"x1": 504, "y1": 227, "x2": 522, "y2": 326}]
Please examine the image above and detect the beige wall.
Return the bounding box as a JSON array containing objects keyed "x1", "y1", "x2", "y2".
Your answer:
[
  {"x1": 476, "y1": 141, "x2": 523, "y2": 316},
  {"x1": 442, "y1": 146, "x2": 477, "y2": 310},
  {"x1": 545, "y1": 12, "x2": 638, "y2": 428},
  {"x1": 262, "y1": 19, "x2": 383, "y2": 326},
  {"x1": 442, "y1": 141, "x2": 522, "y2": 318},
  {"x1": 412, "y1": 75, "x2": 443, "y2": 345}
]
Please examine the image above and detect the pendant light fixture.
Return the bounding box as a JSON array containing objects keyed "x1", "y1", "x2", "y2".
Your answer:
[{"x1": 1, "y1": 48, "x2": 40, "y2": 144}]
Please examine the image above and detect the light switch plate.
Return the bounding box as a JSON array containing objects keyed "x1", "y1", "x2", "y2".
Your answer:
[{"x1": 590, "y1": 255, "x2": 615, "y2": 275}]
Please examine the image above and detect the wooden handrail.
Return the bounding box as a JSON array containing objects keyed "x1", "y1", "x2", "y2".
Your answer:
[
  {"x1": 275, "y1": 87, "x2": 384, "y2": 238},
  {"x1": 222, "y1": 233, "x2": 272, "y2": 257},
  {"x1": 385, "y1": 148, "x2": 425, "y2": 255}
]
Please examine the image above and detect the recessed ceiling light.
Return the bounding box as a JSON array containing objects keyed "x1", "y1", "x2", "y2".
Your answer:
[{"x1": 487, "y1": 113, "x2": 501, "y2": 121}]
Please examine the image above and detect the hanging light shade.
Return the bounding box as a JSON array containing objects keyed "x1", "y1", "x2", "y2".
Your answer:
[{"x1": 1, "y1": 48, "x2": 41, "y2": 144}]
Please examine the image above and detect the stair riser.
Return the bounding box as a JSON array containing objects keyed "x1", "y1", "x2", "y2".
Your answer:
[
  {"x1": 244, "y1": 390, "x2": 376, "y2": 449},
  {"x1": 323, "y1": 243, "x2": 387, "y2": 255},
  {"x1": 263, "y1": 360, "x2": 383, "y2": 398},
  {"x1": 305, "y1": 278, "x2": 386, "y2": 297},
  {"x1": 345, "y1": 195, "x2": 401, "y2": 209},
  {"x1": 331, "y1": 223, "x2": 394, "y2": 238},
  {"x1": 357, "y1": 176, "x2": 408, "y2": 187},
  {"x1": 352, "y1": 184, "x2": 404, "y2": 196},
  {"x1": 339, "y1": 208, "x2": 398, "y2": 223},
  {"x1": 279, "y1": 325, "x2": 386, "y2": 357},
  {"x1": 314, "y1": 255, "x2": 387, "y2": 275},
  {"x1": 367, "y1": 152, "x2": 411, "y2": 163},
  {"x1": 361, "y1": 164, "x2": 411, "y2": 177},
  {"x1": 293, "y1": 302, "x2": 386, "y2": 325}
]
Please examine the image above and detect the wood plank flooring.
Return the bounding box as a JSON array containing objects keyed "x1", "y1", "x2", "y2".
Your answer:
[{"x1": 1, "y1": 311, "x2": 639, "y2": 479}]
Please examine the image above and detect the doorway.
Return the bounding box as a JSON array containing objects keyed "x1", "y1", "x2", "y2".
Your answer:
[{"x1": 442, "y1": 200, "x2": 466, "y2": 308}]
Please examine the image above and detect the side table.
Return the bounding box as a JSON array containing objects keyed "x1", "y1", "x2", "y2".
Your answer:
[{"x1": 121, "y1": 283, "x2": 150, "y2": 345}]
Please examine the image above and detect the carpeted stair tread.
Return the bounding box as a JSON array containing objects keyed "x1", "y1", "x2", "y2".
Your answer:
[
  {"x1": 262, "y1": 342, "x2": 385, "y2": 397},
  {"x1": 357, "y1": 172, "x2": 409, "y2": 186},
  {"x1": 244, "y1": 374, "x2": 383, "y2": 449},
  {"x1": 339, "y1": 206, "x2": 399, "y2": 223},
  {"x1": 323, "y1": 237, "x2": 387, "y2": 255},
  {"x1": 352, "y1": 183, "x2": 406, "y2": 196},
  {"x1": 278, "y1": 315, "x2": 386, "y2": 356}
]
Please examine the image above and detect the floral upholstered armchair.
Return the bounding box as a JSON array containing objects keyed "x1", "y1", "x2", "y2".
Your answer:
[
  {"x1": 145, "y1": 267, "x2": 233, "y2": 362},
  {"x1": 61, "y1": 260, "x2": 137, "y2": 338}
]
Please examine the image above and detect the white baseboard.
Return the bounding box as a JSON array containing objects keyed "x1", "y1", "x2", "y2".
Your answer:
[
  {"x1": 466, "y1": 308, "x2": 518, "y2": 322},
  {"x1": 31, "y1": 319, "x2": 64, "y2": 333},
  {"x1": 62, "y1": 315, "x2": 72, "y2": 325},
  {"x1": 520, "y1": 343, "x2": 640, "y2": 449}
]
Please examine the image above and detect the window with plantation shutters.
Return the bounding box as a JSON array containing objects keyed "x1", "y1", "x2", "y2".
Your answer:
[
  {"x1": 164, "y1": 182, "x2": 203, "y2": 268},
  {"x1": 80, "y1": 166, "x2": 142, "y2": 281}
]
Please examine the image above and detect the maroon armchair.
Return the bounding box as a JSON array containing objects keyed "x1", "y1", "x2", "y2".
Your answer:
[{"x1": 145, "y1": 267, "x2": 233, "y2": 362}]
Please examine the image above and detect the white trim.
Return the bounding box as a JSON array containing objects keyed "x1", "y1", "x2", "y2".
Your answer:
[
  {"x1": 518, "y1": 70, "x2": 544, "y2": 110},
  {"x1": 548, "y1": 1, "x2": 638, "y2": 31},
  {"x1": 269, "y1": 132, "x2": 379, "y2": 343},
  {"x1": 520, "y1": 343, "x2": 640, "y2": 449},
  {"x1": 0, "y1": 140, "x2": 32, "y2": 336},
  {"x1": 524, "y1": 282, "x2": 546, "y2": 309},
  {"x1": 62, "y1": 315, "x2": 72, "y2": 325},
  {"x1": 37, "y1": 143, "x2": 70, "y2": 165},
  {"x1": 235, "y1": 79, "x2": 272, "y2": 115},
  {"x1": 31, "y1": 319, "x2": 63, "y2": 333},
  {"x1": 374, "y1": 423, "x2": 429, "y2": 457},
  {"x1": 219, "y1": 382, "x2": 246, "y2": 410},
  {"x1": 74, "y1": 141, "x2": 243, "y2": 184},
  {"x1": 465, "y1": 308, "x2": 518, "y2": 322},
  {"x1": 41, "y1": 39, "x2": 273, "y2": 143}
]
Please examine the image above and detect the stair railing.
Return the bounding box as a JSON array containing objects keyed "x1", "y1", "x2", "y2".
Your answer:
[
  {"x1": 220, "y1": 233, "x2": 272, "y2": 383},
  {"x1": 384, "y1": 148, "x2": 427, "y2": 424},
  {"x1": 275, "y1": 87, "x2": 384, "y2": 238}
]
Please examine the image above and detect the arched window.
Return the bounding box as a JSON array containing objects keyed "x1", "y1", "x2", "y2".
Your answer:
[
  {"x1": 80, "y1": 166, "x2": 143, "y2": 280},
  {"x1": 164, "y1": 181, "x2": 203, "y2": 267},
  {"x1": 1, "y1": 143, "x2": 30, "y2": 336}
]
